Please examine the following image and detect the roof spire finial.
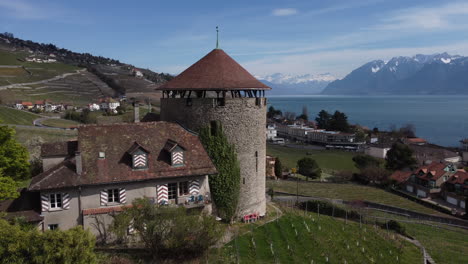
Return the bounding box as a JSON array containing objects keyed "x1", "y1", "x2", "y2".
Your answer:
[{"x1": 216, "y1": 26, "x2": 219, "y2": 49}]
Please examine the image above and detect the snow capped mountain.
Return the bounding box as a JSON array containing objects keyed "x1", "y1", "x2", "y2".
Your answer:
[
  {"x1": 322, "y1": 53, "x2": 468, "y2": 95},
  {"x1": 256, "y1": 73, "x2": 337, "y2": 95}
]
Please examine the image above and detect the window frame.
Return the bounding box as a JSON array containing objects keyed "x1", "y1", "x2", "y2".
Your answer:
[
  {"x1": 48, "y1": 224, "x2": 59, "y2": 230},
  {"x1": 107, "y1": 189, "x2": 120, "y2": 203},
  {"x1": 178, "y1": 181, "x2": 189, "y2": 196},
  {"x1": 168, "y1": 183, "x2": 177, "y2": 200},
  {"x1": 49, "y1": 193, "x2": 62, "y2": 210}
]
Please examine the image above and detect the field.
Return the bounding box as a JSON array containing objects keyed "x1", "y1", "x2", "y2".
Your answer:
[
  {"x1": 267, "y1": 180, "x2": 448, "y2": 216},
  {"x1": 40, "y1": 118, "x2": 80, "y2": 128},
  {"x1": 403, "y1": 223, "x2": 468, "y2": 264},
  {"x1": 0, "y1": 106, "x2": 40, "y2": 125},
  {"x1": 0, "y1": 50, "x2": 82, "y2": 86},
  {"x1": 211, "y1": 209, "x2": 421, "y2": 263},
  {"x1": 14, "y1": 126, "x2": 77, "y2": 145},
  {"x1": 267, "y1": 144, "x2": 358, "y2": 174}
]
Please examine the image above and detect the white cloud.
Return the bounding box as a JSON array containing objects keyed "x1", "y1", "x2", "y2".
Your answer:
[
  {"x1": 0, "y1": 0, "x2": 48, "y2": 20},
  {"x1": 272, "y1": 8, "x2": 297, "y2": 16},
  {"x1": 375, "y1": 2, "x2": 468, "y2": 31}
]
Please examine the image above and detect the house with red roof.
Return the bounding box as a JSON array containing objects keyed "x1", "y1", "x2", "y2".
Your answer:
[
  {"x1": 403, "y1": 161, "x2": 457, "y2": 198},
  {"x1": 23, "y1": 122, "x2": 216, "y2": 239},
  {"x1": 442, "y1": 170, "x2": 468, "y2": 210}
]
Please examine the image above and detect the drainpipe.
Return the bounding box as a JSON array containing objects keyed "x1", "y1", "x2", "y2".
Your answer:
[{"x1": 78, "y1": 186, "x2": 83, "y2": 226}]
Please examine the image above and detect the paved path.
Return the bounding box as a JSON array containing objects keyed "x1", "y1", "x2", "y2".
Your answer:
[
  {"x1": 33, "y1": 116, "x2": 77, "y2": 130},
  {"x1": 0, "y1": 69, "x2": 86, "y2": 90},
  {"x1": 399, "y1": 235, "x2": 436, "y2": 264}
]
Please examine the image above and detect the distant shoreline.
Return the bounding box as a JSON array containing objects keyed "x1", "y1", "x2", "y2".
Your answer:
[{"x1": 267, "y1": 94, "x2": 468, "y2": 98}]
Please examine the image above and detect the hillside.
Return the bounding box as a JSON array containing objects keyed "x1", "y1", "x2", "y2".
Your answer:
[
  {"x1": 0, "y1": 33, "x2": 172, "y2": 104},
  {"x1": 0, "y1": 106, "x2": 40, "y2": 125},
  {"x1": 212, "y1": 210, "x2": 422, "y2": 263},
  {"x1": 322, "y1": 53, "x2": 468, "y2": 95}
]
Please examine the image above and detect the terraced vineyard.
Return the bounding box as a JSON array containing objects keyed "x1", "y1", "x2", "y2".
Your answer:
[
  {"x1": 0, "y1": 71, "x2": 115, "y2": 106},
  {"x1": 211, "y1": 209, "x2": 421, "y2": 263},
  {"x1": 0, "y1": 106, "x2": 40, "y2": 125}
]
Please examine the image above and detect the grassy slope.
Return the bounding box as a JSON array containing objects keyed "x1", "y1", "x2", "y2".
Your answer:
[
  {"x1": 267, "y1": 144, "x2": 358, "y2": 173},
  {"x1": 0, "y1": 106, "x2": 40, "y2": 125},
  {"x1": 40, "y1": 118, "x2": 80, "y2": 128},
  {"x1": 267, "y1": 180, "x2": 447, "y2": 216},
  {"x1": 403, "y1": 223, "x2": 468, "y2": 264},
  {"x1": 14, "y1": 126, "x2": 77, "y2": 145},
  {"x1": 214, "y1": 210, "x2": 421, "y2": 263},
  {"x1": 0, "y1": 50, "x2": 81, "y2": 86}
]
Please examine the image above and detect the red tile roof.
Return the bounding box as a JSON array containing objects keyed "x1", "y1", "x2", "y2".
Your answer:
[
  {"x1": 21, "y1": 102, "x2": 33, "y2": 106},
  {"x1": 447, "y1": 170, "x2": 468, "y2": 186},
  {"x1": 415, "y1": 162, "x2": 447, "y2": 181},
  {"x1": 41, "y1": 140, "x2": 78, "y2": 157},
  {"x1": 30, "y1": 122, "x2": 217, "y2": 191},
  {"x1": 390, "y1": 170, "x2": 412, "y2": 183},
  {"x1": 406, "y1": 138, "x2": 427, "y2": 144},
  {"x1": 157, "y1": 49, "x2": 270, "y2": 91}
]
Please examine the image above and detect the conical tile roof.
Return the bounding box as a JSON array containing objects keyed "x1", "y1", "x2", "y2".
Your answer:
[{"x1": 157, "y1": 49, "x2": 270, "y2": 91}]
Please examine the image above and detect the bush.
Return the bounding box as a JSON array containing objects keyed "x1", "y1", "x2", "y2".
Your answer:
[
  {"x1": 0, "y1": 219, "x2": 96, "y2": 264},
  {"x1": 297, "y1": 157, "x2": 321, "y2": 180},
  {"x1": 111, "y1": 198, "x2": 222, "y2": 260},
  {"x1": 299, "y1": 200, "x2": 361, "y2": 220},
  {"x1": 384, "y1": 220, "x2": 407, "y2": 236},
  {"x1": 274, "y1": 157, "x2": 282, "y2": 178}
]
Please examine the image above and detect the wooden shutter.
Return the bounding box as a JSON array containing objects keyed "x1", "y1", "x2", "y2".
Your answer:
[
  {"x1": 100, "y1": 189, "x2": 108, "y2": 206},
  {"x1": 62, "y1": 193, "x2": 70, "y2": 210},
  {"x1": 119, "y1": 188, "x2": 127, "y2": 204},
  {"x1": 189, "y1": 180, "x2": 200, "y2": 195},
  {"x1": 171, "y1": 151, "x2": 184, "y2": 166},
  {"x1": 156, "y1": 184, "x2": 168, "y2": 205},
  {"x1": 41, "y1": 194, "x2": 49, "y2": 212}
]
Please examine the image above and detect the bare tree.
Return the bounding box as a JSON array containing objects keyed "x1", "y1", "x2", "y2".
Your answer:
[{"x1": 284, "y1": 111, "x2": 296, "y2": 120}]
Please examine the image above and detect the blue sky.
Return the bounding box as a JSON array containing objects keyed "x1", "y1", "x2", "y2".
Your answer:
[{"x1": 1, "y1": 0, "x2": 468, "y2": 78}]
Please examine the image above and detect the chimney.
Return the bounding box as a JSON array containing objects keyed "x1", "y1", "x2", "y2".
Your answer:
[
  {"x1": 75, "y1": 151, "x2": 82, "y2": 175},
  {"x1": 133, "y1": 101, "x2": 140, "y2": 123}
]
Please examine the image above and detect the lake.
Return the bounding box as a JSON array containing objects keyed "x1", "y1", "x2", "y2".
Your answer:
[{"x1": 267, "y1": 95, "x2": 468, "y2": 147}]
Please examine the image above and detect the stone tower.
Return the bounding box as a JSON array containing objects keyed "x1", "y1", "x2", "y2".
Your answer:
[{"x1": 156, "y1": 48, "x2": 271, "y2": 218}]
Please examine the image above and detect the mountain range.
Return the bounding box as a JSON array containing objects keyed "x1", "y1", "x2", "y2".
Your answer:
[
  {"x1": 257, "y1": 73, "x2": 336, "y2": 95},
  {"x1": 322, "y1": 53, "x2": 468, "y2": 95}
]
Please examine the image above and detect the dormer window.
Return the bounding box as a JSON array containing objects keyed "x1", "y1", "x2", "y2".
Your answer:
[
  {"x1": 164, "y1": 139, "x2": 185, "y2": 167},
  {"x1": 127, "y1": 142, "x2": 150, "y2": 170}
]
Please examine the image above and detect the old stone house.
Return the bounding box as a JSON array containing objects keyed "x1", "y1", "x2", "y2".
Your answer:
[{"x1": 27, "y1": 122, "x2": 217, "y2": 235}]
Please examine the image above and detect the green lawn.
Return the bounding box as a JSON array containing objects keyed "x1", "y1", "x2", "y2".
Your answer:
[
  {"x1": 267, "y1": 180, "x2": 448, "y2": 216},
  {"x1": 14, "y1": 126, "x2": 77, "y2": 145},
  {"x1": 403, "y1": 223, "x2": 468, "y2": 264},
  {"x1": 211, "y1": 209, "x2": 421, "y2": 263},
  {"x1": 41, "y1": 118, "x2": 80, "y2": 128},
  {"x1": 0, "y1": 106, "x2": 40, "y2": 125},
  {"x1": 267, "y1": 144, "x2": 358, "y2": 174}
]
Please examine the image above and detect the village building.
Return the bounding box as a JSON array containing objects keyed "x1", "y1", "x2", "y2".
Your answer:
[
  {"x1": 266, "y1": 125, "x2": 277, "y2": 140},
  {"x1": 403, "y1": 162, "x2": 456, "y2": 198},
  {"x1": 156, "y1": 48, "x2": 270, "y2": 218},
  {"x1": 441, "y1": 170, "x2": 468, "y2": 209},
  {"x1": 131, "y1": 68, "x2": 144, "y2": 78},
  {"x1": 88, "y1": 103, "x2": 100, "y2": 111},
  {"x1": 21, "y1": 101, "x2": 33, "y2": 110},
  {"x1": 461, "y1": 139, "x2": 468, "y2": 162},
  {"x1": 265, "y1": 155, "x2": 276, "y2": 179},
  {"x1": 365, "y1": 143, "x2": 392, "y2": 159},
  {"x1": 99, "y1": 97, "x2": 120, "y2": 113},
  {"x1": 26, "y1": 122, "x2": 216, "y2": 236}
]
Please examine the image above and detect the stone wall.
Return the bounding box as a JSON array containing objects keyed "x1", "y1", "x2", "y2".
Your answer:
[{"x1": 160, "y1": 97, "x2": 267, "y2": 217}]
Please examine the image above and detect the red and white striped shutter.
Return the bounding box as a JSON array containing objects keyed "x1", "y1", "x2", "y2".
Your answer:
[
  {"x1": 119, "y1": 188, "x2": 127, "y2": 204},
  {"x1": 100, "y1": 189, "x2": 108, "y2": 206},
  {"x1": 62, "y1": 193, "x2": 70, "y2": 210},
  {"x1": 41, "y1": 194, "x2": 49, "y2": 212},
  {"x1": 172, "y1": 151, "x2": 184, "y2": 165},
  {"x1": 156, "y1": 184, "x2": 168, "y2": 204},
  {"x1": 189, "y1": 180, "x2": 200, "y2": 196}
]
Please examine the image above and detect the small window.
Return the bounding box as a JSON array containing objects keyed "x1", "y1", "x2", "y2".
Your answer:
[
  {"x1": 168, "y1": 183, "x2": 177, "y2": 200},
  {"x1": 99, "y1": 152, "x2": 106, "y2": 159},
  {"x1": 49, "y1": 193, "x2": 62, "y2": 209},
  {"x1": 216, "y1": 98, "x2": 225, "y2": 107},
  {"x1": 108, "y1": 189, "x2": 120, "y2": 203},
  {"x1": 186, "y1": 98, "x2": 192, "y2": 106},
  {"x1": 179, "y1": 181, "x2": 189, "y2": 196},
  {"x1": 48, "y1": 224, "x2": 59, "y2": 230},
  {"x1": 243, "y1": 178, "x2": 245, "y2": 184}
]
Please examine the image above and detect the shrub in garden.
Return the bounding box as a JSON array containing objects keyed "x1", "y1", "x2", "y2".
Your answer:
[{"x1": 299, "y1": 200, "x2": 361, "y2": 220}]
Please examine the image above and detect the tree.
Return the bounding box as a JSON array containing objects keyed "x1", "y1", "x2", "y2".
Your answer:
[
  {"x1": 315, "y1": 110, "x2": 331, "y2": 129},
  {"x1": 297, "y1": 106, "x2": 308, "y2": 120},
  {"x1": 0, "y1": 219, "x2": 96, "y2": 264},
  {"x1": 274, "y1": 157, "x2": 282, "y2": 178},
  {"x1": 297, "y1": 157, "x2": 321, "y2": 180},
  {"x1": 0, "y1": 125, "x2": 30, "y2": 181},
  {"x1": 359, "y1": 166, "x2": 391, "y2": 186},
  {"x1": 0, "y1": 174, "x2": 19, "y2": 201},
  {"x1": 199, "y1": 121, "x2": 240, "y2": 222},
  {"x1": 267, "y1": 106, "x2": 282, "y2": 119},
  {"x1": 297, "y1": 114, "x2": 308, "y2": 121},
  {"x1": 329, "y1": 111, "x2": 350, "y2": 132},
  {"x1": 352, "y1": 154, "x2": 382, "y2": 170},
  {"x1": 111, "y1": 198, "x2": 222, "y2": 259},
  {"x1": 385, "y1": 143, "x2": 417, "y2": 171},
  {"x1": 283, "y1": 111, "x2": 296, "y2": 120},
  {"x1": 399, "y1": 124, "x2": 416, "y2": 138}
]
